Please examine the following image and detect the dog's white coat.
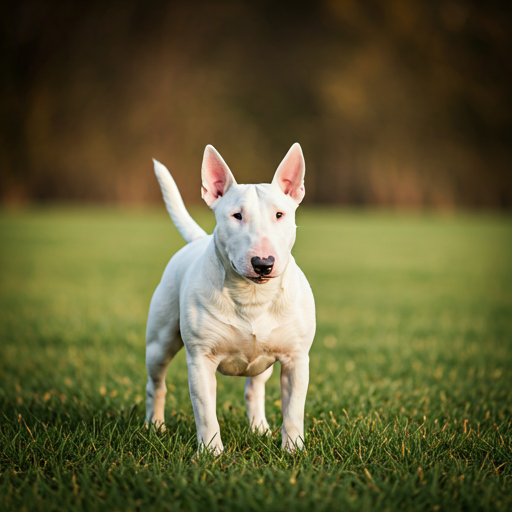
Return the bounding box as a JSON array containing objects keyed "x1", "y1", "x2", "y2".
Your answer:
[{"x1": 145, "y1": 143, "x2": 316, "y2": 454}]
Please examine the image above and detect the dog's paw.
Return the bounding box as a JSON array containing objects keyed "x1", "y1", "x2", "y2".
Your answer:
[
  {"x1": 281, "y1": 436, "x2": 304, "y2": 453},
  {"x1": 197, "y1": 441, "x2": 224, "y2": 457},
  {"x1": 146, "y1": 418, "x2": 166, "y2": 432},
  {"x1": 249, "y1": 417, "x2": 271, "y2": 435},
  {"x1": 211, "y1": 444, "x2": 224, "y2": 457},
  {"x1": 251, "y1": 421, "x2": 272, "y2": 437}
]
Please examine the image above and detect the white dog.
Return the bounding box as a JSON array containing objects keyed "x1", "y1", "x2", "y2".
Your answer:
[{"x1": 145, "y1": 143, "x2": 316, "y2": 454}]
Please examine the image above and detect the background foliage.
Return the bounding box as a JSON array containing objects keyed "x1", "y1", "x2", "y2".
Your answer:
[{"x1": 1, "y1": 0, "x2": 511, "y2": 207}]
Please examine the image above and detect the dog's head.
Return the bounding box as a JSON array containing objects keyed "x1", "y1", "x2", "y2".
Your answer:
[{"x1": 202, "y1": 143, "x2": 305, "y2": 284}]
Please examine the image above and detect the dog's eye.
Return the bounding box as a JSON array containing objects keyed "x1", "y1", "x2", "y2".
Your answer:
[
  {"x1": 276, "y1": 212, "x2": 283, "y2": 219},
  {"x1": 233, "y1": 213, "x2": 242, "y2": 221}
]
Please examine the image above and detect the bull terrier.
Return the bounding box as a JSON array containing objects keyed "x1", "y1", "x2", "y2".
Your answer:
[{"x1": 145, "y1": 143, "x2": 316, "y2": 454}]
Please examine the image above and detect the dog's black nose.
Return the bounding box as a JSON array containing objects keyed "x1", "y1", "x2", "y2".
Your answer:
[{"x1": 251, "y1": 256, "x2": 275, "y2": 276}]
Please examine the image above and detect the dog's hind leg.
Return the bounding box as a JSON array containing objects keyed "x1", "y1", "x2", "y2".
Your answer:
[
  {"x1": 145, "y1": 318, "x2": 183, "y2": 430},
  {"x1": 244, "y1": 365, "x2": 274, "y2": 434}
]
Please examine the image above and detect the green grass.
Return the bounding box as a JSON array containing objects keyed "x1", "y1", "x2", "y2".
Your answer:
[{"x1": 0, "y1": 206, "x2": 511, "y2": 512}]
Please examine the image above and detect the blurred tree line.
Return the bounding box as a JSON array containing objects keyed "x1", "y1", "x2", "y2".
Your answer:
[{"x1": 1, "y1": 0, "x2": 511, "y2": 207}]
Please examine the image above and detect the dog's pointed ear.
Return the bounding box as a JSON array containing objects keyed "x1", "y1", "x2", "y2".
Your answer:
[
  {"x1": 201, "y1": 145, "x2": 237, "y2": 207},
  {"x1": 272, "y1": 143, "x2": 305, "y2": 204}
]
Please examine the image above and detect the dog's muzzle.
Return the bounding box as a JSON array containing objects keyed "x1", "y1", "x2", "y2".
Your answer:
[{"x1": 231, "y1": 258, "x2": 275, "y2": 284}]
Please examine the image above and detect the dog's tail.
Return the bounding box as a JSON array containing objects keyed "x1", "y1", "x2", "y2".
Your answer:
[{"x1": 153, "y1": 159, "x2": 207, "y2": 243}]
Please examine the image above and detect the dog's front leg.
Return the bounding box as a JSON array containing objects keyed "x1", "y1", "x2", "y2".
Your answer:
[
  {"x1": 279, "y1": 355, "x2": 309, "y2": 452},
  {"x1": 187, "y1": 354, "x2": 224, "y2": 455}
]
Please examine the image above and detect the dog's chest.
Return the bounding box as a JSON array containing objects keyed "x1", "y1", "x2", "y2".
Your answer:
[
  {"x1": 213, "y1": 305, "x2": 290, "y2": 377},
  {"x1": 183, "y1": 276, "x2": 309, "y2": 377}
]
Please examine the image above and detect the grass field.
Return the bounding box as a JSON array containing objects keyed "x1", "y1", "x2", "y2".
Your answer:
[{"x1": 0, "y1": 206, "x2": 511, "y2": 512}]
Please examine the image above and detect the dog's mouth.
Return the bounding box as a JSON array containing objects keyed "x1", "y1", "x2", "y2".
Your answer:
[
  {"x1": 247, "y1": 276, "x2": 273, "y2": 284},
  {"x1": 231, "y1": 261, "x2": 274, "y2": 284}
]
